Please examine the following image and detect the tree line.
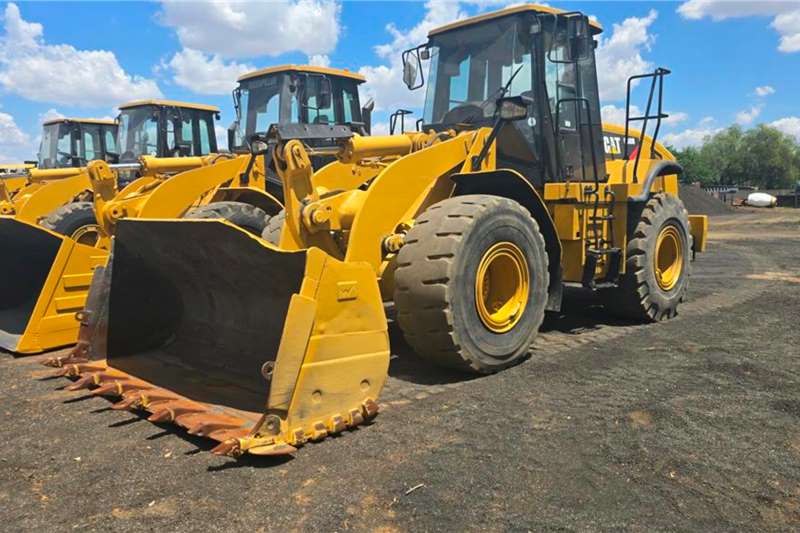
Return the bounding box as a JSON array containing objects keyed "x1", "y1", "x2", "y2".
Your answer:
[{"x1": 668, "y1": 125, "x2": 800, "y2": 190}]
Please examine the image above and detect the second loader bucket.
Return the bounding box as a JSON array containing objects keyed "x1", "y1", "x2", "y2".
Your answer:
[
  {"x1": 55, "y1": 219, "x2": 390, "y2": 457},
  {"x1": 0, "y1": 217, "x2": 106, "y2": 353}
]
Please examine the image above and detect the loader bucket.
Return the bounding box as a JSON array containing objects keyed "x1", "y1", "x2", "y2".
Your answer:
[
  {"x1": 55, "y1": 219, "x2": 390, "y2": 457},
  {"x1": 0, "y1": 217, "x2": 106, "y2": 353}
]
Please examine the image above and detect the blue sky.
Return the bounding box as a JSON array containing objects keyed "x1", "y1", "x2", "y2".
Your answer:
[{"x1": 0, "y1": 0, "x2": 798, "y2": 162}]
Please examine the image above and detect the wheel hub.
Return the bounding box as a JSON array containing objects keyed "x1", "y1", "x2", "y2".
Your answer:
[
  {"x1": 71, "y1": 224, "x2": 102, "y2": 247},
  {"x1": 475, "y1": 242, "x2": 529, "y2": 333},
  {"x1": 654, "y1": 225, "x2": 683, "y2": 291}
]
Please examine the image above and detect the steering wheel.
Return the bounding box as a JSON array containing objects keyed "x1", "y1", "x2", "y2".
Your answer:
[{"x1": 441, "y1": 103, "x2": 484, "y2": 126}]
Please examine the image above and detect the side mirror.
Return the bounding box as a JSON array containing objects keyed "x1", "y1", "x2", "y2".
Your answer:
[
  {"x1": 248, "y1": 133, "x2": 270, "y2": 155},
  {"x1": 567, "y1": 16, "x2": 592, "y2": 61},
  {"x1": 497, "y1": 95, "x2": 532, "y2": 122},
  {"x1": 227, "y1": 120, "x2": 239, "y2": 151},
  {"x1": 361, "y1": 98, "x2": 374, "y2": 135},
  {"x1": 402, "y1": 59, "x2": 418, "y2": 89}
]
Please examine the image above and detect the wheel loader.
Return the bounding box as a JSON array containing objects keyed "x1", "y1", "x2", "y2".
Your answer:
[
  {"x1": 0, "y1": 117, "x2": 118, "y2": 220},
  {"x1": 2, "y1": 66, "x2": 369, "y2": 355},
  {"x1": 0, "y1": 100, "x2": 222, "y2": 354},
  {"x1": 51, "y1": 5, "x2": 708, "y2": 458}
]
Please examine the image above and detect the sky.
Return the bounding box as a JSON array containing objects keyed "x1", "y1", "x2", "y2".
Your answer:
[{"x1": 0, "y1": 0, "x2": 799, "y2": 162}]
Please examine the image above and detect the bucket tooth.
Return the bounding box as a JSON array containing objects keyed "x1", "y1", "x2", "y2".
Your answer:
[
  {"x1": 90, "y1": 382, "x2": 124, "y2": 397},
  {"x1": 111, "y1": 392, "x2": 144, "y2": 410},
  {"x1": 248, "y1": 441, "x2": 298, "y2": 456},
  {"x1": 65, "y1": 373, "x2": 101, "y2": 391},
  {"x1": 211, "y1": 439, "x2": 242, "y2": 457},
  {"x1": 186, "y1": 419, "x2": 243, "y2": 438},
  {"x1": 328, "y1": 415, "x2": 346, "y2": 434},
  {"x1": 207, "y1": 428, "x2": 250, "y2": 443},
  {"x1": 348, "y1": 408, "x2": 364, "y2": 427},
  {"x1": 42, "y1": 354, "x2": 89, "y2": 368},
  {"x1": 362, "y1": 398, "x2": 379, "y2": 419},
  {"x1": 147, "y1": 403, "x2": 203, "y2": 424}
]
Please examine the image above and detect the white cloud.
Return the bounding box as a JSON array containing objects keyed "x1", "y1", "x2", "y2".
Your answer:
[
  {"x1": 601, "y1": 104, "x2": 639, "y2": 126},
  {"x1": 359, "y1": 1, "x2": 468, "y2": 112},
  {"x1": 754, "y1": 85, "x2": 776, "y2": 97},
  {"x1": 0, "y1": 3, "x2": 162, "y2": 107},
  {"x1": 735, "y1": 104, "x2": 763, "y2": 125},
  {"x1": 664, "y1": 111, "x2": 689, "y2": 126},
  {"x1": 0, "y1": 110, "x2": 32, "y2": 163},
  {"x1": 773, "y1": 10, "x2": 800, "y2": 52},
  {"x1": 308, "y1": 54, "x2": 331, "y2": 67},
  {"x1": 678, "y1": 1, "x2": 800, "y2": 53},
  {"x1": 699, "y1": 116, "x2": 715, "y2": 126},
  {"x1": 601, "y1": 104, "x2": 687, "y2": 127},
  {"x1": 596, "y1": 10, "x2": 658, "y2": 101},
  {"x1": 164, "y1": 48, "x2": 253, "y2": 95},
  {"x1": 770, "y1": 116, "x2": 800, "y2": 141},
  {"x1": 159, "y1": 0, "x2": 341, "y2": 59},
  {"x1": 662, "y1": 127, "x2": 722, "y2": 149},
  {"x1": 38, "y1": 108, "x2": 64, "y2": 124}
]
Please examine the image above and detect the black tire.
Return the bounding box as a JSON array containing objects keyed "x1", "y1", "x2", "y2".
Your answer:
[
  {"x1": 261, "y1": 209, "x2": 285, "y2": 245},
  {"x1": 605, "y1": 193, "x2": 693, "y2": 321},
  {"x1": 394, "y1": 195, "x2": 549, "y2": 374},
  {"x1": 40, "y1": 201, "x2": 101, "y2": 246},
  {"x1": 184, "y1": 201, "x2": 268, "y2": 235}
]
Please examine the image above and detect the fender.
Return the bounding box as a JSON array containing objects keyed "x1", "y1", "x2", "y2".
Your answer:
[
  {"x1": 628, "y1": 160, "x2": 683, "y2": 202},
  {"x1": 136, "y1": 156, "x2": 249, "y2": 218},
  {"x1": 451, "y1": 169, "x2": 563, "y2": 312},
  {"x1": 212, "y1": 186, "x2": 284, "y2": 216}
]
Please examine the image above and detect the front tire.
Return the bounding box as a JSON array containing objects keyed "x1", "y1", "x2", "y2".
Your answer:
[
  {"x1": 605, "y1": 193, "x2": 692, "y2": 321},
  {"x1": 40, "y1": 201, "x2": 102, "y2": 246},
  {"x1": 394, "y1": 195, "x2": 549, "y2": 374},
  {"x1": 184, "y1": 201, "x2": 268, "y2": 235}
]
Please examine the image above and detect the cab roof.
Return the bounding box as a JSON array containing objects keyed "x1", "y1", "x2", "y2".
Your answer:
[
  {"x1": 42, "y1": 117, "x2": 116, "y2": 127},
  {"x1": 118, "y1": 99, "x2": 220, "y2": 112},
  {"x1": 238, "y1": 64, "x2": 366, "y2": 83},
  {"x1": 429, "y1": 3, "x2": 603, "y2": 37}
]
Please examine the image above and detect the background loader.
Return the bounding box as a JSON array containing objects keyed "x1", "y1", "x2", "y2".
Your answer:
[
  {"x1": 0, "y1": 118, "x2": 118, "y2": 222},
  {"x1": 52, "y1": 4, "x2": 708, "y2": 458},
  {"x1": 3, "y1": 65, "x2": 369, "y2": 356},
  {"x1": 0, "y1": 100, "x2": 221, "y2": 354}
]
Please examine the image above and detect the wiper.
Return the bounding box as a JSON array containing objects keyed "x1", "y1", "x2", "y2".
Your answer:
[{"x1": 478, "y1": 63, "x2": 526, "y2": 113}]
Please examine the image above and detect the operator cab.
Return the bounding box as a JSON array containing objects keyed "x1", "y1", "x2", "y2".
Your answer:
[
  {"x1": 229, "y1": 65, "x2": 371, "y2": 152},
  {"x1": 230, "y1": 65, "x2": 373, "y2": 199},
  {"x1": 38, "y1": 118, "x2": 118, "y2": 170},
  {"x1": 115, "y1": 100, "x2": 220, "y2": 164},
  {"x1": 403, "y1": 4, "x2": 606, "y2": 186}
]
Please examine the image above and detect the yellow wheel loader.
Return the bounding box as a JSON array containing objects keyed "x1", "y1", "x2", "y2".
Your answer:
[
  {"x1": 0, "y1": 118, "x2": 118, "y2": 221},
  {"x1": 52, "y1": 5, "x2": 708, "y2": 458},
  {"x1": 3, "y1": 66, "x2": 369, "y2": 355},
  {"x1": 0, "y1": 100, "x2": 222, "y2": 354}
]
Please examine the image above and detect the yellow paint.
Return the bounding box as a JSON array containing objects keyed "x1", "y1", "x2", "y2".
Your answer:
[
  {"x1": 238, "y1": 64, "x2": 366, "y2": 83},
  {"x1": 118, "y1": 99, "x2": 219, "y2": 112},
  {"x1": 688, "y1": 215, "x2": 708, "y2": 253},
  {"x1": 429, "y1": 4, "x2": 603, "y2": 37},
  {"x1": 475, "y1": 242, "x2": 530, "y2": 333}
]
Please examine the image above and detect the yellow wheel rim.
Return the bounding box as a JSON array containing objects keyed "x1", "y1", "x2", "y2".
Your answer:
[
  {"x1": 70, "y1": 224, "x2": 101, "y2": 247},
  {"x1": 654, "y1": 225, "x2": 683, "y2": 291},
  {"x1": 475, "y1": 242, "x2": 530, "y2": 333}
]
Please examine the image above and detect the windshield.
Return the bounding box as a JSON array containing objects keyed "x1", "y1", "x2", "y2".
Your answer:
[
  {"x1": 291, "y1": 75, "x2": 336, "y2": 124},
  {"x1": 236, "y1": 74, "x2": 283, "y2": 146},
  {"x1": 423, "y1": 16, "x2": 532, "y2": 125},
  {"x1": 117, "y1": 107, "x2": 160, "y2": 162},
  {"x1": 38, "y1": 123, "x2": 74, "y2": 169}
]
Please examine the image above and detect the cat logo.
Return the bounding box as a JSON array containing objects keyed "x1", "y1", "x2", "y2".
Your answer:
[{"x1": 604, "y1": 135, "x2": 623, "y2": 156}]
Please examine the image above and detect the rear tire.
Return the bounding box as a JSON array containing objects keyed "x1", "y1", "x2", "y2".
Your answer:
[
  {"x1": 40, "y1": 201, "x2": 101, "y2": 246},
  {"x1": 184, "y1": 201, "x2": 268, "y2": 235},
  {"x1": 261, "y1": 209, "x2": 285, "y2": 245},
  {"x1": 394, "y1": 195, "x2": 549, "y2": 374},
  {"x1": 604, "y1": 193, "x2": 692, "y2": 321}
]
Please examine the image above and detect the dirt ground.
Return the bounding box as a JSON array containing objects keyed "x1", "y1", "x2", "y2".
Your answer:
[{"x1": 1, "y1": 208, "x2": 799, "y2": 532}]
